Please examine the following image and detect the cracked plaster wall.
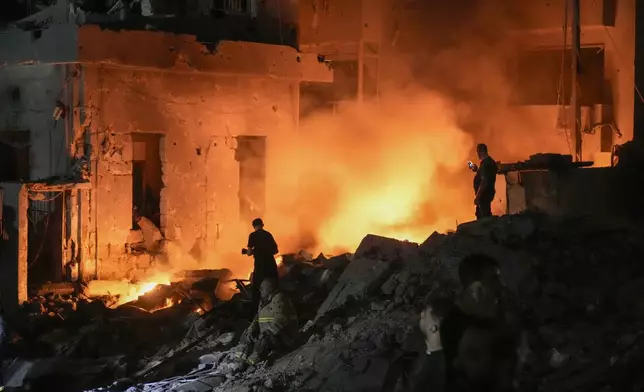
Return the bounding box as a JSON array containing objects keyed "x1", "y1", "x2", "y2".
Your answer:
[
  {"x1": 84, "y1": 66, "x2": 298, "y2": 279},
  {"x1": 0, "y1": 64, "x2": 71, "y2": 181},
  {"x1": 0, "y1": 64, "x2": 72, "y2": 307}
]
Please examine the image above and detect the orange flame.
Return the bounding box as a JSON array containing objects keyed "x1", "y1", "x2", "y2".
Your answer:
[{"x1": 85, "y1": 272, "x2": 173, "y2": 307}]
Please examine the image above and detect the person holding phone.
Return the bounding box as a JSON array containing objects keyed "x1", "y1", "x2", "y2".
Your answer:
[{"x1": 469, "y1": 144, "x2": 498, "y2": 220}]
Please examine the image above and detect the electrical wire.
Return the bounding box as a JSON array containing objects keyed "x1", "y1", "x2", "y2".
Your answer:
[
  {"x1": 589, "y1": 0, "x2": 644, "y2": 105},
  {"x1": 276, "y1": 0, "x2": 283, "y2": 45},
  {"x1": 557, "y1": 0, "x2": 574, "y2": 155}
]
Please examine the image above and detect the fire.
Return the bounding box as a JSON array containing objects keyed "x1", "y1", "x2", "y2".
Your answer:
[
  {"x1": 150, "y1": 297, "x2": 175, "y2": 312},
  {"x1": 273, "y1": 91, "x2": 475, "y2": 253},
  {"x1": 85, "y1": 271, "x2": 172, "y2": 307},
  {"x1": 117, "y1": 274, "x2": 172, "y2": 305}
]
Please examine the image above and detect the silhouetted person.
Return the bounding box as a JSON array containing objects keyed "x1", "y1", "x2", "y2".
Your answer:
[
  {"x1": 244, "y1": 218, "x2": 279, "y2": 308},
  {"x1": 469, "y1": 143, "x2": 497, "y2": 220},
  {"x1": 411, "y1": 297, "x2": 471, "y2": 392},
  {"x1": 454, "y1": 254, "x2": 520, "y2": 392},
  {"x1": 453, "y1": 320, "x2": 516, "y2": 392}
]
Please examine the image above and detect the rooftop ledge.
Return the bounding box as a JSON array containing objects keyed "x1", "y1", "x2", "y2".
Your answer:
[{"x1": 0, "y1": 24, "x2": 333, "y2": 83}]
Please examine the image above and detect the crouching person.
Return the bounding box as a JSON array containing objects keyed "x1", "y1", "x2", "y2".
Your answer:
[{"x1": 244, "y1": 279, "x2": 297, "y2": 364}]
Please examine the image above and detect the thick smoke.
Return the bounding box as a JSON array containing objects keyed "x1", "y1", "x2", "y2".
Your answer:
[
  {"x1": 274, "y1": 90, "x2": 475, "y2": 253},
  {"x1": 268, "y1": 0, "x2": 573, "y2": 253}
]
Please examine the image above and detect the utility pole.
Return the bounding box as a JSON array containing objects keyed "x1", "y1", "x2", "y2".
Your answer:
[{"x1": 571, "y1": 0, "x2": 582, "y2": 162}]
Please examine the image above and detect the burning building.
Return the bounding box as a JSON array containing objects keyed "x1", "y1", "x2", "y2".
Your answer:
[
  {"x1": 0, "y1": 0, "x2": 639, "y2": 307},
  {"x1": 297, "y1": 0, "x2": 635, "y2": 165},
  {"x1": 0, "y1": 0, "x2": 332, "y2": 307}
]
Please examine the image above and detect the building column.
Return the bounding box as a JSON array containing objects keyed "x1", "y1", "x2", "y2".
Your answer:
[{"x1": 17, "y1": 185, "x2": 28, "y2": 304}]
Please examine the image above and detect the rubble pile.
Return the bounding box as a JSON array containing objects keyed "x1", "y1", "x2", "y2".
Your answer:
[
  {"x1": 5, "y1": 212, "x2": 644, "y2": 391},
  {"x1": 101, "y1": 212, "x2": 644, "y2": 392}
]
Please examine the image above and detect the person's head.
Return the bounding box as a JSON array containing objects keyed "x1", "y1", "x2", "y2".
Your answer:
[
  {"x1": 259, "y1": 278, "x2": 278, "y2": 299},
  {"x1": 419, "y1": 297, "x2": 455, "y2": 351},
  {"x1": 458, "y1": 253, "x2": 502, "y2": 292},
  {"x1": 252, "y1": 218, "x2": 264, "y2": 231},
  {"x1": 476, "y1": 143, "x2": 489, "y2": 160},
  {"x1": 457, "y1": 254, "x2": 503, "y2": 318}
]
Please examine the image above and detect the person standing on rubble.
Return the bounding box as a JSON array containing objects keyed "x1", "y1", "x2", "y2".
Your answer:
[
  {"x1": 243, "y1": 279, "x2": 297, "y2": 364},
  {"x1": 244, "y1": 218, "x2": 279, "y2": 308},
  {"x1": 469, "y1": 143, "x2": 498, "y2": 220}
]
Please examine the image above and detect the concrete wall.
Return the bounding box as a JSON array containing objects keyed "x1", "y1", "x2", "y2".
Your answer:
[
  {"x1": 298, "y1": 0, "x2": 364, "y2": 45},
  {"x1": 0, "y1": 64, "x2": 71, "y2": 180},
  {"x1": 510, "y1": 0, "x2": 636, "y2": 163},
  {"x1": 506, "y1": 166, "x2": 643, "y2": 218},
  {"x1": 83, "y1": 66, "x2": 299, "y2": 279},
  {"x1": 0, "y1": 25, "x2": 78, "y2": 66}
]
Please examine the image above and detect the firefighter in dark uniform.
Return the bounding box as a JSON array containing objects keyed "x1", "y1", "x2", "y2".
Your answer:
[
  {"x1": 244, "y1": 218, "x2": 279, "y2": 308},
  {"x1": 470, "y1": 143, "x2": 498, "y2": 220}
]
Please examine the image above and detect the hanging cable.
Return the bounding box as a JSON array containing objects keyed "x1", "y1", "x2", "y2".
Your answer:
[
  {"x1": 589, "y1": 0, "x2": 644, "y2": 104},
  {"x1": 276, "y1": 0, "x2": 283, "y2": 45},
  {"x1": 557, "y1": 0, "x2": 573, "y2": 155}
]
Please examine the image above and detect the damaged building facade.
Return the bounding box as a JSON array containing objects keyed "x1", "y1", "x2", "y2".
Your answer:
[
  {"x1": 0, "y1": 1, "x2": 331, "y2": 306},
  {"x1": 297, "y1": 0, "x2": 635, "y2": 165},
  {"x1": 0, "y1": 0, "x2": 637, "y2": 307}
]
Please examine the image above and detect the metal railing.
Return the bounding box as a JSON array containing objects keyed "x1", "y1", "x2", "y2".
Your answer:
[{"x1": 224, "y1": 0, "x2": 248, "y2": 14}]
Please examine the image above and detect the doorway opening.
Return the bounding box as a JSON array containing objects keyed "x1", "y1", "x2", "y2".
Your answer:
[
  {"x1": 131, "y1": 134, "x2": 163, "y2": 228},
  {"x1": 27, "y1": 193, "x2": 63, "y2": 286},
  {"x1": 236, "y1": 136, "x2": 266, "y2": 222}
]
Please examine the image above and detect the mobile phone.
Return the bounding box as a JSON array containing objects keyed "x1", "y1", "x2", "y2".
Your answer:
[{"x1": 467, "y1": 161, "x2": 475, "y2": 169}]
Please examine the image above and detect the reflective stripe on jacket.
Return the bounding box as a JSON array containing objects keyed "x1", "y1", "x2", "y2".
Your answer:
[{"x1": 257, "y1": 292, "x2": 297, "y2": 337}]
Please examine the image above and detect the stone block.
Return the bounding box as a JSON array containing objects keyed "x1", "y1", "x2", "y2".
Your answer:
[
  {"x1": 315, "y1": 257, "x2": 392, "y2": 319},
  {"x1": 419, "y1": 231, "x2": 448, "y2": 253},
  {"x1": 322, "y1": 253, "x2": 351, "y2": 270},
  {"x1": 456, "y1": 214, "x2": 536, "y2": 246}
]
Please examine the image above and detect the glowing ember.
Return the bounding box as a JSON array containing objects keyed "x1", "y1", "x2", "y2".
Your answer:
[
  {"x1": 117, "y1": 275, "x2": 171, "y2": 305},
  {"x1": 85, "y1": 272, "x2": 172, "y2": 307},
  {"x1": 150, "y1": 297, "x2": 175, "y2": 312}
]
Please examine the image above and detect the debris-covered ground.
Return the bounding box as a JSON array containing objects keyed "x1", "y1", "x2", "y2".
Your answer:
[{"x1": 5, "y1": 212, "x2": 644, "y2": 392}]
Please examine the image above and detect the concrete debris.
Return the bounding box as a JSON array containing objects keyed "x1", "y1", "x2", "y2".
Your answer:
[
  {"x1": 314, "y1": 257, "x2": 392, "y2": 320},
  {"x1": 354, "y1": 234, "x2": 420, "y2": 261},
  {"x1": 136, "y1": 216, "x2": 164, "y2": 252},
  {"x1": 5, "y1": 212, "x2": 644, "y2": 392}
]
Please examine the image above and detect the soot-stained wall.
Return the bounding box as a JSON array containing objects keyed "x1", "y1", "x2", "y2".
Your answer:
[{"x1": 84, "y1": 67, "x2": 298, "y2": 279}]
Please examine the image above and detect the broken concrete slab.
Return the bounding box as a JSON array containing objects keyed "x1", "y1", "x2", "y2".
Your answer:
[
  {"x1": 457, "y1": 214, "x2": 536, "y2": 246},
  {"x1": 173, "y1": 375, "x2": 225, "y2": 391},
  {"x1": 136, "y1": 216, "x2": 164, "y2": 251},
  {"x1": 3, "y1": 359, "x2": 35, "y2": 388},
  {"x1": 432, "y1": 235, "x2": 535, "y2": 295},
  {"x1": 315, "y1": 257, "x2": 392, "y2": 319},
  {"x1": 419, "y1": 231, "x2": 449, "y2": 254},
  {"x1": 354, "y1": 234, "x2": 419, "y2": 262},
  {"x1": 322, "y1": 253, "x2": 351, "y2": 270}
]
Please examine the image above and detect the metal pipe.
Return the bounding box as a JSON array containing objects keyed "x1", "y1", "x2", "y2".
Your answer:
[{"x1": 571, "y1": 0, "x2": 582, "y2": 162}]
